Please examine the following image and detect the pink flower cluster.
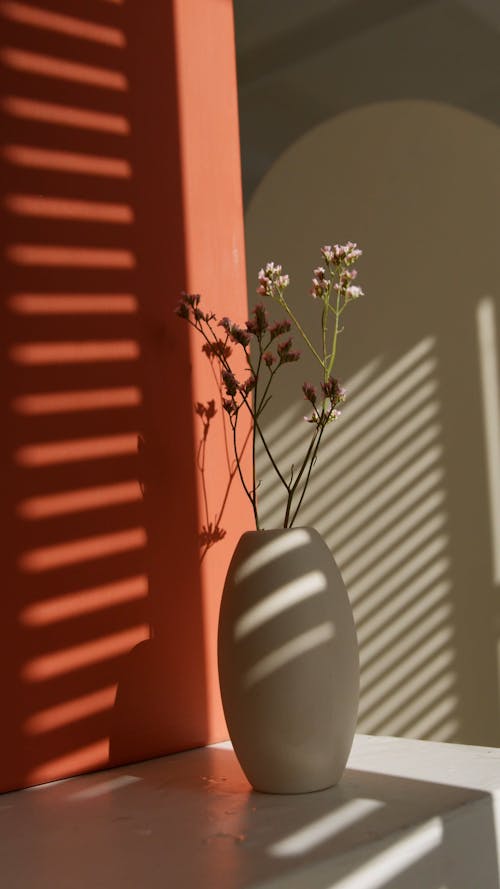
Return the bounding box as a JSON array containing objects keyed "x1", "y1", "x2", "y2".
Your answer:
[
  {"x1": 257, "y1": 262, "x2": 290, "y2": 298},
  {"x1": 310, "y1": 267, "x2": 331, "y2": 299},
  {"x1": 333, "y1": 267, "x2": 363, "y2": 301},
  {"x1": 308, "y1": 243, "x2": 364, "y2": 303},
  {"x1": 321, "y1": 242, "x2": 362, "y2": 266}
]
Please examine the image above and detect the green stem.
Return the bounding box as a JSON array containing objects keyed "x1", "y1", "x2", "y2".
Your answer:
[
  {"x1": 322, "y1": 303, "x2": 328, "y2": 383},
  {"x1": 321, "y1": 274, "x2": 334, "y2": 382},
  {"x1": 252, "y1": 346, "x2": 263, "y2": 519},
  {"x1": 289, "y1": 397, "x2": 339, "y2": 527},
  {"x1": 289, "y1": 423, "x2": 327, "y2": 527},
  {"x1": 278, "y1": 295, "x2": 324, "y2": 367},
  {"x1": 327, "y1": 288, "x2": 342, "y2": 378}
]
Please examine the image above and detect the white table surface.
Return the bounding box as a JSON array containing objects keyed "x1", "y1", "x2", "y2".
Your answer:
[{"x1": 1, "y1": 734, "x2": 500, "y2": 889}]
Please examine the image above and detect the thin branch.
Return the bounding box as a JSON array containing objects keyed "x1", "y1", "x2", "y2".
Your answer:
[
  {"x1": 283, "y1": 424, "x2": 320, "y2": 527},
  {"x1": 231, "y1": 411, "x2": 259, "y2": 529}
]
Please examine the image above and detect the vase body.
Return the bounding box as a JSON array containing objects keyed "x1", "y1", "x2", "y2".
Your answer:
[{"x1": 218, "y1": 527, "x2": 359, "y2": 793}]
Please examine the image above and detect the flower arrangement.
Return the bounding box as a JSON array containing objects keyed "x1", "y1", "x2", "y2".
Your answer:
[{"x1": 176, "y1": 242, "x2": 364, "y2": 531}]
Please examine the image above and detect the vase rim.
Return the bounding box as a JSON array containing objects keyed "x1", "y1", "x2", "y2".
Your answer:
[{"x1": 242, "y1": 526, "x2": 320, "y2": 535}]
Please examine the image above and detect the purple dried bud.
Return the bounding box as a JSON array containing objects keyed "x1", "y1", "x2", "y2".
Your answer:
[
  {"x1": 269, "y1": 319, "x2": 291, "y2": 339},
  {"x1": 222, "y1": 370, "x2": 238, "y2": 397},
  {"x1": 219, "y1": 317, "x2": 251, "y2": 347},
  {"x1": 263, "y1": 351, "x2": 276, "y2": 368},
  {"x1": 232, "y1": 326, "x2": 251, "y2": 347},
  {"x1": 302, "y1": 382, "x2": 317, "y2": 404},
  {"x1": 321, "y1": 377, "x2": 346, "y2": 406},
  {"x1": 247, "y1": 302, "x2": 269, "y2": 336},
  {"x1": 241, "y1": 375, "x2": 256, "y2": 394},
  {"x1": 277, "y1": 337, "x2": 292, "y2": 358},
  {"x1": 277, "y1": 338, "x2": 300, "y2": 363}
]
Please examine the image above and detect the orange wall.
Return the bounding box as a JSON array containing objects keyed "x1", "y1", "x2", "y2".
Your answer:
[{"x1": 0, "y1": 0, "x2": 250, "y2": 792}]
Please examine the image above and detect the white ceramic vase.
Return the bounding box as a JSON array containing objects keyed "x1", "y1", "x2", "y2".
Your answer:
[{"x1": 218, "y1": 527, "x2": 359, "y2": 793}]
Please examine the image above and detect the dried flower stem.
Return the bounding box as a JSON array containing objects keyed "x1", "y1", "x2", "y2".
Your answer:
[{"x1": 176, "y1": 242, "x2": 364, "y2": 531}]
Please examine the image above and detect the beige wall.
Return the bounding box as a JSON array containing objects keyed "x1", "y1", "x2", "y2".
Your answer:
[{"x1": 244, "y1": 99, "x2": 500, "y2": 746}]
